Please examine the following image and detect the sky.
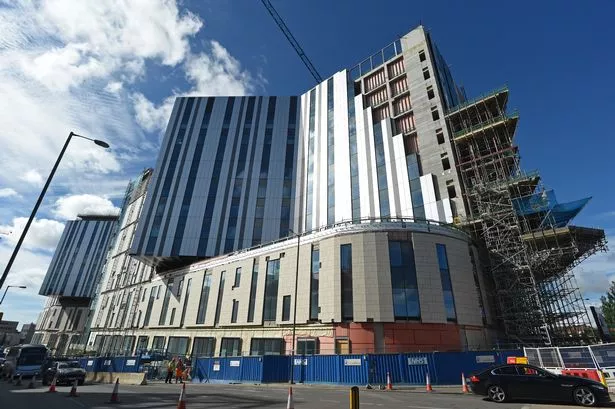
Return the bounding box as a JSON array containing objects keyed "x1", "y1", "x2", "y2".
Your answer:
[{"x1": 0, "y1": 0, "x2": 614, "y2": 327}]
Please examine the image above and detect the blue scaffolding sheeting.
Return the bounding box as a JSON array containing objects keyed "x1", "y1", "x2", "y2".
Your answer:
[{"x1": 512, "y1": 191, "x2": 590, "y2": 228}]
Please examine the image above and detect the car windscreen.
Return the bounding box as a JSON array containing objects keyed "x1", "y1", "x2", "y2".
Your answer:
[
  {"x1": 58, "y1": 362, "x2": 82, "y2": 369},
  {"x1": 17, "y1": 348, "x2": 47, "y2": 365}
]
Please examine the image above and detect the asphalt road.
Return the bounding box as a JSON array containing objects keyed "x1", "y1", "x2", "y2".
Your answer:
[{"x1": 1, "y1": 378, "x2": 614, "y2": 409}]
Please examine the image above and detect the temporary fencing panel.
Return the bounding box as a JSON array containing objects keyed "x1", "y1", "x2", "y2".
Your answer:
[
  {"x1": 262, "y1": 355, "x2": 289, "y2": 383},
  {"x1": 339, "y1": 355, "x2": 368, "y2": 385},
  {"x1": 432, "y1": 351, "x2": 521, "y2": 385},
  {"x1": 558, "y1": 346, "x2": 596, "y2": 369}
]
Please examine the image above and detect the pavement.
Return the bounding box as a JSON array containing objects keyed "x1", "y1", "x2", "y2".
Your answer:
[{"x1": 2, "y1": 378, "x2": 615, "y2": 408}]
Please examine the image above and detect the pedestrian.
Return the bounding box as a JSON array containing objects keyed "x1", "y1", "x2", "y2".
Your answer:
[
  {"x1": 165, "y1": 357, "x2": 176, "y2": 384},
  {"x1": 175, "y1": 358, "x2": 185, "y2": 384}
]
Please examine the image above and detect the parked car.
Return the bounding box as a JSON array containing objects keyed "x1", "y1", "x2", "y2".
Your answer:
[
  {"x1": 468, "y1": 364, "x2": 610, "y2": 407},
  {"x1": 42, "y1": 360, "x2": 86, "y2": 386}
]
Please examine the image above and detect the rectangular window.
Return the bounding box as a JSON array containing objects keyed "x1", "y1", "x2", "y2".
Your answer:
[
  {"x1": 156, "y1": 285, "x2": 162, "y2": 299},
  {"x1": 192, "y1": 337, "x2": 216, "y2": 358},
  {"x1": 250, "y1": 338, "x2": 284, "y2": 356},
  {"x1": 214, "y1": 271, "x2": 226, "y2": 326},
  {"x1": 169, "y1": 308, "x2": 176, "y2": 325},
  {"x1": 167, "y1": 336, "x2": 189, "y2": 356},
  {"x1": 436, "y1": 244, "x2": 457, "y2": 321},
  {"x1": 158, "y1": 279, "x2": 174, "y2": 325},
  {"x1": 296, "y1": 339, "x2": 318, "y2": 355},
  {"x1": 389, "y1": 241, "x2": 421, "y2": 319},
  {"x1": 340, "y1": 244, "x2": 353, "y2": 321},
  {"x1": 196, "y1": 272, "x2": 212, "y2": 325},
  {"x1": 220, "y1": 337, "x2": 242, "y2": 357},
  {"x1": 446, "y1": 180, "x2": 457, "y2": 198},
  {"x1": 422, "y1": 67, "x2": 430, "y2": 80},
  {"x1": 335, "y1": 338, "x2": 351, "y2": 354},
  {"x1": 179, "y1": 278, "x2": 192, "y2": 327},
  {"x1": 436, "y1": 128, "x2": 445, "y2": 144},
  {"x1": 431, "y1": 106, "x2": 440, "y2": 121},
  {"x1": 282, "y1": 295, "x2": 291, "y2": 321},
  {"x1": 247, "y1": 259, "x2": 259, "y2": 322},
  {"x1": 136, "y1": 336, "x2": 149, "y2": 353},
  {"x1": 310, "y1": 245, "x2": 320, "y2": 320},
  {"x1": 143, "y1": 287, "x2": 156, "y2": 326},
  {"x1": 441, "y1": 153, "x2": 451, "y2": 171},
  {"x1": 152, "y1": 336, "x2": 166, "y2": 352},
  {"x1": 427, "y1": 85, "x2": 435, "y2": 100},
  {"x1": 233, "y1": 267, "x2": 241, "y2": 288},
  {"x1": 231, "y1": 299, "x2": 239, "y2": 323},
  {"x1": 176, "y1": 278, "x2": 184, "y2": 299},
  {"x1": 263, "y1": 259, "x2": 280, "y2": 321},
  {"x1": 419, "y1": 50, "x2": 426, "y2": 62}
]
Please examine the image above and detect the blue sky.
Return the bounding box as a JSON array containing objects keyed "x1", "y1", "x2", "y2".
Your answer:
[{"x1": 0, "y1": 0, "x2": 613, "y2": 325}]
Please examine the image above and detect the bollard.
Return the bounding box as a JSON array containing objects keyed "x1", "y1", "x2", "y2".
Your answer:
[{"x1": 349, "y1": 386, "x2": 359, "y2": 409}]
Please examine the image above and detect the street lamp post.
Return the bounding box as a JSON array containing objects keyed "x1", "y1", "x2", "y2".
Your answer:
[
  {"x1": 0, "y1": 132, "x2": 109, "y2": 291},
  {"x1": 0, "y1": 285, "x2": 27, "y2": 305},
  {"x1": 288, "y1": 228, "x2": 301, "y2": 384}
]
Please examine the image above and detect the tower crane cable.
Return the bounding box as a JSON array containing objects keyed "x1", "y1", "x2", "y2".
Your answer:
[{"x1": 260, "y1": 0, "x2": 323, "y2": 83}]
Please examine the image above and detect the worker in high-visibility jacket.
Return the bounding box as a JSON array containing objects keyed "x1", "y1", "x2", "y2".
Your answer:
[{"x1": 165, "y1": 358, "x2": 176, "y2": 384}]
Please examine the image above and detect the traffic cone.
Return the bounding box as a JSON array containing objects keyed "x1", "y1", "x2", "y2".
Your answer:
[
  {"x1": 67, "y1": 379, "x2": 79, "y2": 397},
  {"x1": 425, "y1": 372, "x2": 433, "y2": 392},
  {"x1": 386, "y1": 371, "x2": 393, "y2": 390},
  {"x1": 177, "y1": 383, "x2": 186, "y2": 409},
  {"x1": 47, "y1": 375, "x2": 57, "y2": 393},
  {"x1": 461, "y1": 373, "x2": 469, "y2": 393},
  {"x1": 108, "y1": 378, "x2": 120, "y2": 403},
  {"x1": 15, "y1": 374, "x2": 22, "y2": 386},
  {"x1": 27, "y1": 374, "x2": 36, "y2": 389},
  {"x1": 286, "y1": 386, "x2": 294, "y2": 409}
]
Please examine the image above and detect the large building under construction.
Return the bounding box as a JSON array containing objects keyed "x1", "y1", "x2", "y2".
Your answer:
[{"x1": 85, "y1": 25, "x2": 605, "y2": 358}]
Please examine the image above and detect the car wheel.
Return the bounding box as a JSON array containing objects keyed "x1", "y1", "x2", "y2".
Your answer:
[
  {"x1": 487, "y1": 384, "x2": 507, "y2": 403},
  {"x1": 573, "y1": 386, "x2": 597, "y2": 407}
]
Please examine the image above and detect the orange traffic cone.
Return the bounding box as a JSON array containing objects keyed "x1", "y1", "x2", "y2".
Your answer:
[
  {"x1": 177, "y1": 383, "x2": 186, "y2": 409},
  {"x1": 67, "y1": 379, "x2": 79, "y2": 397},
  {"x1": 461, "y1": 373, "x2": 469, "y2": 393},
  {"x1": 108, "y1": 378, "x2": 120, "y2": 403},
  {"x1": 286, "y1": 386, "x2": 294, "y2": 409},
  {"x1": 47, "y1": 375, "x2": 57, "y2": 393},
  {"x1": 425, "y1": 373, "x2": 433, "y2": 392},
  {"x1": 386, "y1": 371, "x2": 393, "y2": 390}
]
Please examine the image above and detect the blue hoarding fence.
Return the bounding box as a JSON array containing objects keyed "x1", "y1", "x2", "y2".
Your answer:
[
  {"x1": 77, "y1": 356, "x2": 143, "y2": 373},
  {"x1": 192, "y1": 350, "x2": 521, "y2": 385}
]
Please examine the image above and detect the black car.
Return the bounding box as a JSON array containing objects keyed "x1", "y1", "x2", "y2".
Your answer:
[
  {"x1": 42, "y1": 360, "x2": 86, "y2": 386},
  {"x1": 468, "y1": 364, "x2": 610, "y2": 407}
]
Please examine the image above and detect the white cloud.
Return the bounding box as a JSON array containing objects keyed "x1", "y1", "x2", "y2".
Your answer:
[
  {"x1": 0, "y1": 217, "x2": 65, "y2": 251},
  {"x1": 0, "y1": 188, "x2": 19, "y2": 198},
  {"x1": 20, "y1": 169, "x2": 44, "y2": 186},
  {"x1": 131, "y1": 40, "x2": 258, "y2": 132},
  {"x1": 53, "y1": 194, "x2": 120, "y2": 220},
  {"x1": 104, "y1": 81, "x2": 123, "y2": 94}
]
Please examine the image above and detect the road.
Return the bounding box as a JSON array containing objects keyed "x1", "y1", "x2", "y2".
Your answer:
[{"x1": 1, "y1": 378, "x2": 614, "y2": 408}]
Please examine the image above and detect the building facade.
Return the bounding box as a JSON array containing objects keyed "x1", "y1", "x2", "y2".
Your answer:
[{"x1": 33, "y1": 215, "x2": 118, "y2": 355}]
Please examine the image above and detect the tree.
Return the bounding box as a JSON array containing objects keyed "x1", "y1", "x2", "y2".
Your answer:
[{"x1": 600, "y1": 281, "x2": 615, "y2": 329}]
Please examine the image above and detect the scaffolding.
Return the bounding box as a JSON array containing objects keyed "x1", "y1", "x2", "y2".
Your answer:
[{"x1": 446, "y1": 88, "x2": 607, "y2": 346}]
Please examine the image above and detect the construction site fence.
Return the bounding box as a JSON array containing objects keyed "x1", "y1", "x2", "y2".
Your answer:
[{"x1": 191, "y1": 350, "x2": 521, "y2": 385}]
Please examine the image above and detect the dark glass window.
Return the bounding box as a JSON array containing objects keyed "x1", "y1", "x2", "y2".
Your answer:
[
  {"x1": 437, "y1": 244, "x2": 456, "y2": 321},
  {"x1": 152, "y1": 336, "x2": 166, "y2": 352},
  {"x1": 436, "y1": 128, "x2": 445, "y2": 144},
  {"x1": 326, "y1": 78, "x2": 335, "y2": 225},
  {"x1": 419, "y1": 50, "x2": 426, "y2": 62},
  {"x1": 373, "y1": 123, "x2": 390, "y2": 217},
  {"x1": 167, "y1": 336, "x2": 189, "y2": 356},
  {"x1": 340, "y1": 244, "x2": 353, "y2": 320},
  {"x1": 136, "y1": 336, "x2": 149, "y2": 353},
  {"x1": 310, "y1": 245, "x2": 320, "y2": 320},
  {"x1": 231, "y1": 299, "x2": 239, "y2": 323},
  {"x1": 263, "y1": 259, "x2": 280, "y2": 321},
  {"x1": 250, "y1": 338, "x2": 284, "y2": 356},
  {"x1": 306, "y1": 89, "x2": 316, "y2": 229},
  {"x1": 192, "y1": 337, "x2": 216, "y2": 358},
  {"x1": 282, "y1": 295, "x2": 291, "y2": 321},
  {"x1": 179, "y1": 278, "x2": 192, "y2": 327},
  {"x1": 247, "y1": 259, "x2": 259, "y2": 322},
  {"x1": 158, "y1": 278, "x2": 174, "y2": 325},
  {"x1": 143, "y1": 287, "x2": 156, "y2": 327},
  {"x1": 220, "y1": 337, "x2": 242, "y2": 357},
  {"x1": 196, "y1": 272, "x2": 212, "y2": 325},
  {"x1": 297, "y1": 339, "x2": 318, "y2": 355},
  {"x1": 389, "y1": 241, "x2": 420, "y2": 319},
  {"x1": 233, "y1": 267, "x2": 241, "y2": 288},
  {"x1": 214, "y1": 271, "x2": 226, "y2": 326}
]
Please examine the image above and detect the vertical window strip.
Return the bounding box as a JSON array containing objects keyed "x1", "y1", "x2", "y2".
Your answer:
[
  {"x1": 373, "y1": 122, "x2": 390, "y2": 217},
  {"x1": 179, "y1": 278, "x2": 192, "y2": 327},
  {"x1": 196, "y1": 272, "x2": 212, "y2": 325},
  {"x1": 280, "y1": 96, "x2": 298, "y2": 236},
  {"x1": 252, "y1": 97, "x2": 276, "y2": 246},
  {"x1": 197, "y1": 98, "x2": 236, "y2": 255},
  {"x1": 158, "y1": 279, "x2": 174, "y2": 325},
  {"x1": 310, "y1": 245, "x2": 320, "y2": 320},
  {"x1": 263, "y1": 259, "x2": 280, "y2": 321},
  {"x1": 213, "y1": 271, "x2": 226, "y2": 326},
  {"x1": 340, "y1": 244, "x2": 353, "y2": 320},
  {"x1": 326, "y1": 79, "x2": 335, "y2": 225},
  {"x1": 388, "y1": 241, "x2": 420, "y2": 319},
  {"x1": 305, "y1": 89, "x2": 316, "y2": 230},
  {"x1": 437, "y1": 244, "x2": 457, "y2": 320},
  {"x1": 407, "y1": 153, "x2": 425, "y2": 221},
  {"x1": 224, "y1": 97, "x2": 255, "y2": 253},
  {"x1": 172, "y1": 98, "x2": 215, "y2": 255},
  {"x1": 146, "y1": 98, "x2": 196, "y2": 254},
  {"x1": 346, "y1": 76, "x2": 360, "y2": 221},
  {"x1": 247, "y1": 258, "x2": 260, "y2": 322}
]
